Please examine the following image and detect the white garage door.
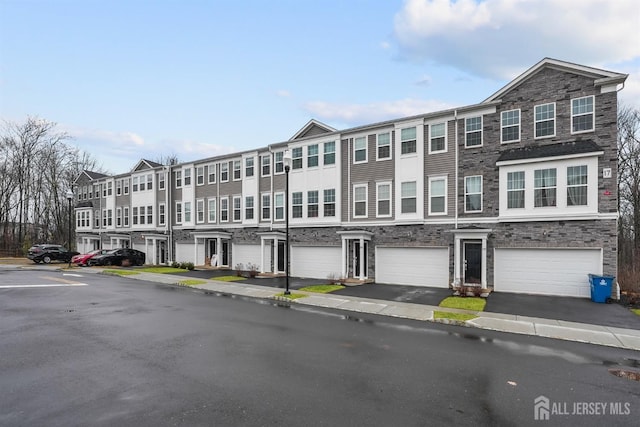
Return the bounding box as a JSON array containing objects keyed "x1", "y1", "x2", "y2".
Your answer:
[
  {"x1": 494, "y1": 248, "x2": 602, "y2": 297},
  {"x1": 376, "y1": 247, "x2": 449, "y2": 287},
  {"x1": 174, "y1": 243, "x2": 193, "y2": 263},
  {"x1": 291, "y1": 246, "x2": 341, "y2": 279},
  {"x1": 232, "y1": 244, "x2": 266, "y2": 269}
]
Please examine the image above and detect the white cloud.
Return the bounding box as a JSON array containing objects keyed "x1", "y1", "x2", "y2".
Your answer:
[
  {"x1": 393, "y1": 0, "x2": 640, "y2": 80},
  {"x1": 276, "y1": 89, "x2": 292, "y2": 98},
  {"x1": 303, "y1": 98, "x2": 455, "y2": 125},
  {"x1": 415, "y1": 74, "x2": 432, "y2": 86}
]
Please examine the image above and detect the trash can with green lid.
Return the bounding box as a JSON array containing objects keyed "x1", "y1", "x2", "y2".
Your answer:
[{"x1": 588, "y1": 274, "x2": 614, "y2": 303}]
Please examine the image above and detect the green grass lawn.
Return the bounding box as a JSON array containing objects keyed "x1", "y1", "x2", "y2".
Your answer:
[
  {"x1": 439, "y1": 296, "x2": 486, "y2": 311},
  {"x1": 137, "y1": 267, "x2": 188, "y2": 274},
  {"x1": 178, "y1": 279, "x2": 207, "y2": 286},
  {"x1": 102, "y1": 269, "x2": 140, "y2": 276},
  {"x1": 632, "y1": 308, "x2": 640, "y2": 316},
  {"x1": 433, "y1": 311, "x2": 477, "y2": 322},
  {"x1": 275, "y1": 292, "x2": 306, "y2": 300},
  {"x1": 212, "y1": 275, "x2": 246, "y2": 282},
  {"x1": 298, "y1": 284, "x2": 345, "y2": 293}
]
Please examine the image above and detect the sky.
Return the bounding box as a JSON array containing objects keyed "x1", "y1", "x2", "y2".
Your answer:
[{"x1": 1, "y1": 0, "x2": 639, "y2": 175}]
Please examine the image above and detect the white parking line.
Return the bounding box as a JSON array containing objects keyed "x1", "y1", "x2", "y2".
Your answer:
[
  {"x1": 63, "y1": 273, "x2": 83, "y2": 277},
  {"x1": 0, "y1": 283, "x2": 89, "y2": 288}
]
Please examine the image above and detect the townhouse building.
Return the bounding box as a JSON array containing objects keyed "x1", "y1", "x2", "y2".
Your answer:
[{"x1": 73, "y1": 58, "x2": 627, "y2": 297}]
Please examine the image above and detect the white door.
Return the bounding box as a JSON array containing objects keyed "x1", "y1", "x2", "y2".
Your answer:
[
  {"x1": 494, "y1": 248, "x2": 602, "y2": 297},
  {"x1": 291, "y1": 246, "x2": 341, "y2": 279},
  {"x1": 376, "y1": 247, "x2": 449, "y2": 287}
]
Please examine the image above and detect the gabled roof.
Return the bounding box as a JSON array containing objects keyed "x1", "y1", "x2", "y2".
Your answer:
[
  {"x1": 483, "y1": 58, "x2": 628, "y2": 103},
  {"x1": 73, "y1": 170, "x2": 108, "y2": 184},
  {"x1": 132, "y1": 158, "x2": 164, "y2": 172},
  {"x1": 496, "y1": 140, "x2": 603, "y2": 163},
  {"x1": 289, "y1": 119, "x2": 337, "y2": 141}
]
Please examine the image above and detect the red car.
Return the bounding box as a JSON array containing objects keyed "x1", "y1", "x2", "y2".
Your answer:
[{"x1": 72, "y1": 249, "x2": 109, "y2": 266}]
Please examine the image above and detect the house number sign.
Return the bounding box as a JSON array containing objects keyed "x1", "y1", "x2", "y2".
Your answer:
[{"x1": 603, "y1": 168, "x2": 612, "y2": 179}]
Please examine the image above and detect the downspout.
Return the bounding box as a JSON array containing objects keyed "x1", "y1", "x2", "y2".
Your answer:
[
  {"x1": 167, "y1": 166, "x2": 173, "y2": 263},
  {"x1": 454, "y1": 109, "x2": 459, "y2": 230}
]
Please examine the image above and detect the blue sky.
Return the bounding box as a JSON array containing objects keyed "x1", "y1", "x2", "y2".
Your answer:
[{"x1": 2, "y1": 0, "x2": 639, "y2": 174}]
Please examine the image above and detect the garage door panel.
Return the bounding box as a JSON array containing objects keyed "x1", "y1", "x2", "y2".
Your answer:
[
  {"x1": 376, "y1": 247, "x2": 449, "y2": 288},
  {"x1": 233, "y1": 244, "x2": 263, "y2": 267},
  {"x1": 291, "y1": 246, "x2": 341, "y2": 279},
  {"x1": 494, "y1": 248, "x2": 602, "y2": 297}
]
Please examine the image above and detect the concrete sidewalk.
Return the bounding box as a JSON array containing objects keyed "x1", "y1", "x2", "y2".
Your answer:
[{"x1": 76, "y1": 268, "x2": 640, "y2": 352}]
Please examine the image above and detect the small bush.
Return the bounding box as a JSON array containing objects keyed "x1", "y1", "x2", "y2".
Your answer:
[
  {"x1": 618, "y1": 265, "x2": 640, "y2": 293},
  {"x1": 171, "y1": 261, "x2": 180, "y2": 268}
]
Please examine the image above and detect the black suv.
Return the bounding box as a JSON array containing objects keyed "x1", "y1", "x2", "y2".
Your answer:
[
  {"x1": 87, "y1": 248, "x2": 146, "y2": 267},
  {"x1": 27, "y1": 244, "x2": 79, "y2": 264}
]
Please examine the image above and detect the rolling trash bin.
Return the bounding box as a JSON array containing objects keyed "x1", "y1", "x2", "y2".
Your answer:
[{"x1": 588, "y1": 274, "x2": 614, "y2": 303}]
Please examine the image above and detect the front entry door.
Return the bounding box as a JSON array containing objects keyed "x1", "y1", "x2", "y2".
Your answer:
[
  {"x1": 277, "y1": 241, "x2": 285, "y2": 272},
  {"x1": 464, "y1": 242, "x2": 482, "y2": 285},
  {"x1": 221, "y1": 240, "x2": 229, "y2": 267},
  {"x1": 353, "y1": 241, "x2": 368, "y2": 279}
]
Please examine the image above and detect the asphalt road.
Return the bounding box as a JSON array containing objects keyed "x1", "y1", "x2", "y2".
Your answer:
[{"x1": 1, "y1": 267, "x2": 638, "y2": 426}]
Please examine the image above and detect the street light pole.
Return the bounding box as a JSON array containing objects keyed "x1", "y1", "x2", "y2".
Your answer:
[
  {"x1": 66, "y1": 188, "x2": 74, "y2": 268},
  {"x1": 283, "y1": 150, "x2": 292, "y2": 295}
]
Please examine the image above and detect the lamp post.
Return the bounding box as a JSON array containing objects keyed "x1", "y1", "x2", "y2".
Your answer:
[
  {"x1": 66, "y1": 188, "x2": 74, "y2": 268},
  {"x1": 283, "y1": 149, "x2": 292, "y2": 295}
]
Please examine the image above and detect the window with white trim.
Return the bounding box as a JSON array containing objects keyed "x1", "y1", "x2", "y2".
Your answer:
[
  {"x1": 429, "y1": 123, "x2": 446, "y2": 153},
  {"x1": 159, "y1": 203, "x2": 166, "y2": 226},
  {"x1": 220, "y1": 163, "x2": 228, "y2": 182},
  {"x1": 377, "y1": 132, "x2": 391, "y2": 160},
  {"x1": 184, "y1": 168, "x2": 191, "y2": 186},
  {"x1": 123, "y1": 207, "x2": 129, "y2": 227},
  {"x1": 354, "y1": 136, "x2": 367, "y2": 163},
  {"x1": 132, "y1": 207, "x2": 138, "y2": 225},
  {"x1": 116, "y1": 180, "x2": 122, "y2": 196},
  {"x1": 572, "y1": 96, "x2": 594, "y2": 133},
  {"x1": 158, "y1": 172, "x2": 165, "y2": 190},
  {"x1": 464, "y1": 176, "x2": 482, "y2": 212},
  {"x1": 233, "y1": 196, "x2": 241, "y2": 221},
  {"x1": 429, "y1": 177, "x2": 447, "y2": 215},
  {"x1": 107, "y1": 182, "x2": 113, "y2": 196},
  {"x1": 353, "y1": 184, "x2": 367, "y2": 218},
  {"x1": 175, "y1": 202, "x2": 182, "y2": 224},
  {"x1": 501, "y1": 109, "x2": 520, "y2": 143},
  {"x1": 196, "y1": 166, "x2": 204, "y2": 185},
  {"x1": 139, "y1": 206, "x2": 146, "y2": 225},
  {"x1": 465, "y1": 116, "x2": 482, "y2": 147},
  {"x1": 208, "y1": 164, "x2": 216, "y2": 184},
  {"x1": 507, "y1": 171, "x2": 525, "y2": 209},
  {"x1": 308, "y1": 144, "x2": 318, "y2": 168},
  {"x1": 307, "y1": 191, "x2": 318, "y2": 218},
  {"x1": 292, "y1": 192, "x2": 303, "y2": 218},
  {"x1": 274, "y1": 152, "x2": 283, "y2": 174},
  {"x1": 261, "y1": 193, "x2": 271, "y2": 220},
  {"x1": 147, "y1": 174, "x2": 153, "y2": 190},
  {"x1": 400, "y1": 127, "x2": 416, "y2": 154},
  {"x1": 220, "y1": 198, "x2": 228, "y2": 222},
  {"x1": 233, "y1": 160, "x2": 241, "y2": 181},
  {"x1": 292, "y1": 147, "x2": 303, "y2": 169},
  {"x1": 95, "y1": 209, "x2": 100, "y2": 227},
  {"x1": 535, "y1": 103, "x2": 555, "y2": 138},
  {"x1": 147, "y1": 205, "x2": 152, "y2": 224},
  {"x1": 324, "y1": 142, "x2": 335, "y2": 165},
  {"x1": 261, "y1": 155, "x2": 271, "y2": 176},
  {"x1": 534, "y1": 168, "x2": 557, "y2": 207},
  {"x1": 133, "y1": 177, "x2": 139, "y2": 192},
  {"x1": 245, "y1": 157, "x2": 254, "y2": 177},
  {"x1": 139, "y1": 175, "x2": 146, "y2": 191},
  {"x1": 175, "y1": 171, "x2": 182, "y2": 188},
  {"x1": 567, "y1": 165, "x2": 588, "y2": 206},
  {"x1": 116, "y1": 207, "x2": 122, "y2": 227},
  {"x1": 324, "y1": 189, "x2": 335, "y2": 217},
  {"x1": 197, "y1": 199, "x2": 205, "y2": 223},
  {"x1": 274, "y1": 193, "x2": 284, "y2": 221},
  {"x1": 208, "y1": 198, "x2": 216, "y2": 223},
  {"x1": 245, "y1": 196, "x2": 254, "y2": 220},
  {"x1": 376, "y1": 182, "x2": 391, "y2": 217},
  {"x1": 401, "y1": 181, "x2": 416, "y2": 214}
]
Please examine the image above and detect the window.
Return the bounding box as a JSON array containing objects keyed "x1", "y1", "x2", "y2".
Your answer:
[
  {"x1": 324, "y1": 189, "x2": 336, "y2": 217},
  {"x1": 94, "y1": 184, "x2": 101, "y2": 198},
  {"x1": 175, "y1": 203, "x2": 182, "y2": 224},
  {"x1": 292, "y1": 192, "x2": 303, "y2": 218},
  {"x1": 377, "y1": 183, "x2": 391, "y2": 217},
  {"x1": 464, "y1": 176, "x2": 482, "y2": 212},
  {"x1": 103, "y1": 184, "x2": 107, "y2": 198},
  {"x1": 465, "y1": 117, "x2": 482, "y2": 147},
  {"x1": 430, "y1": 123, "x2": 446, "y2": 153},
  {"x1": 377, "y1": 132, "x2": 391, "y2": 160},
  {"x1": 245, "y1": 196, "x2": 254, "y2": 220},
  {"x1": 400, "y1": 127, "x2": 417, "y2": 155},
  {"x1": 133, "y1": 177, "x2": 139, "y2": 192},
  {"x1": 292, "y1": 147, "x2": 303, "y2": 169},
  {"x1": 507, "y1": 171, "x2": 525, "y2": 209},
  {"x1": 261, "y1": 155, "x2": 271, "y2": 176},
  {"x1": 147, "y1": 174, "x2": 153, "y2": 190},
  {"x1": 308, "y1": 144, "x2": 319, "y2": 167},
  {"x1": 184, "y1": 201, "x2": 192, "y2": 222},
  {"x1": 147, "y1": 205, "x2": 152, "y2": 224},
  {"x1": 233, "y1": 196, "x2": 241, "y2": 221},
  {"x1": 534, "y1": 168, "x2": 557, "y2": 207},
  {"x1": 401, "y1": 181, "x2": 416, "y2": 214},
  {"x1": 208, "y1": 164, "x2": 216, "y2": 184},
  {"x1": 139, "y1": 175, "x2": 145, "y2": 191},
  {"x1": 501, "y1": 109, "x2": 520, "y2": 143},
  {"x1": 132, "y1": 207, "x2": 138, "y2": 225},
  {"x1": 116, "y1": 208, "x2": 122, "y2": 227},
  {"x1": 102, "y1": 209, "x2": 107, "y2": 226},
  {"x1": 429, "y1": 178, "x2": 446, "y2": 215},
  {"x1": 268, "y1": 151, "x2": 281, "y2": 174},
  {"x1": 274, "y1": 193, "x2": 284, "y2": 220},
  {"x1": 572, "y1": 96, "x2": 594, "y2": 133},
  {"x1": 261, "y1": 193, "x2": 271, "y2": 220},
  {"x1": 196, "y1": 166, "x2": 204, "y2": 185},
  {"x1": 220, "y1": 198, "x2": 228, "y2": 222},
  {"x1": 353, "y1": 185, "x2": 367, "y2": 218},
  {"x1": 324, "y1": 142, "x2": 335, "y2": 165},
  {"x1": 123, "y1": 180, "x2": 129, "y2": 195},
  {"x1": 567, "y1": 165, "x2": 588, "y2": 206},
  {"x1": 245, "y1": 157, "x2": 254, "y2": 177},
  {"x1": 208, "y1": 198, "x2": 216, "y2": 223},
  {"x1": 220, "y1": 163, "x2": 228, "y2": 182},
  {"x1": 354, "y1": 136, "x2": 367, "y2": 163},
  {"x1": 535, "y1": 103, "x2": 555, "y2": 138},
  {"x1": 175, "y1": 171, "x2": 182, "y2": 188},
  {"x1": 123, "y1": 207, "x2": 129, "y2": 227},
  {"x1": 116, "y1": 180, "x2": 122, "y2": 196},
  {"x1": 95, "y1": 209, "x2": 100, "y2": 227},
  {"x1": 139, "y1": 206, "x2": 145, "y2": 225},
  {"x1": 158, "y1": 172, "x2": 165, "y2": 190},
  {"x1": 184, "y1": 168, "x2": 192, "y2": 186},
  {"x1": 233, "y1": 160, "x2": 241, "y2": 180},
  {"x1": 307, "y1": 191, "x2": 318, "y2": 218},
  {"x1": 197, "y1": 199, "x2": 205, "y2": 223},
  {"x1": 159, "y1": 203, "x2": 166, "y2": 226},
  {"x1": 108, "y1": 209, "x2": 113, "y2": 226}
]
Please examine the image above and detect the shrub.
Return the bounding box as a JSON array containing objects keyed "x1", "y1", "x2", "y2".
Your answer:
[
  {"x1": 171, "y1": 261, "x2": 180, "y2": 268},
  {"x1": 618, "y1": 265, "x2": 640, "y2": 293}
]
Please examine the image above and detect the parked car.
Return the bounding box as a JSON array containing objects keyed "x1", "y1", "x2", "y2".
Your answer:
[
  {"x1": 87, "y1": 248, "x2": 146, "y2": 267},
  {"x1": 71, "y1": 249, "x2": 110, "y2": 266},
  {"x1": 27, "y1": 244, "x2": 79, "y2": 264}
]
